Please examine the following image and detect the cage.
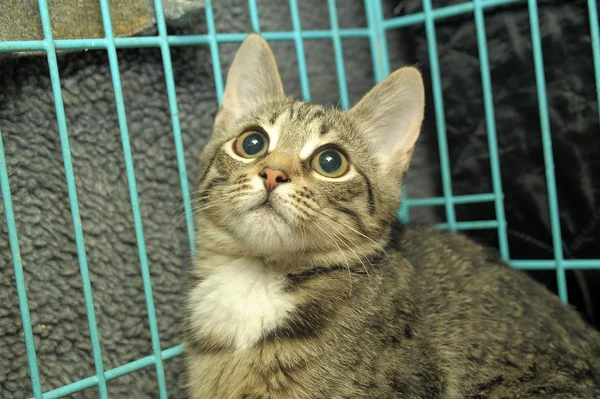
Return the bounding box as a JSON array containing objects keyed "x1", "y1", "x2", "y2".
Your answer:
[{"x1": 1, "y1": 0, "x2": 599, "y2": 398}]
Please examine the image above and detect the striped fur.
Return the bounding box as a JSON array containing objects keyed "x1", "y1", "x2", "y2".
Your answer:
[{"x1": 183, "y1": 34, "x2": 600, "y2": 398}]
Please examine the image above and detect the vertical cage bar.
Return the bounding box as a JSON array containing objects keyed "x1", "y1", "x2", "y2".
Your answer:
[
  {"x1": 248, "y1": 0, "x2": 261, "y2": 32},
  {"x1": 364, "y1": 0, "x2": 413, "y2": 223},
  {"x1": 527, "y1": 0, "x2": 567, "y2": 303},
  {"x1": 327, "y1": 0, "x2": 350, "y2": 110},
  {"x1": 289, "y1": 0, "x2": 311, "y2": 101},
  {"x1": 151, "y1": 0, "x2": 196, "y2": 256},
  {"x1": 205, "y1": 0, "x2": 225, "y2": 105},
  {"x1": 588, "y1": 0, "x2": 600, "y2": 121},
  {"x1": 472, "y1": 0, "x2": 510, "y2": 261},
  {"x1": 0, "y1": 131, "x2": 43, "y2": 398},
  {"x1": 421, "y1": 0, "x2": 457, "y2": 231},
  {"x1": 364, "y1": 0, "x2": 390, "y2": 82},
  {"x1": 397, "y1": 185, "x2": 410, "y2": 223},
  {"x1": 36, "y1": 0, "x2": 109, "y2": 395},
  {"x1": 99, "y1": 1, "x2": 168, "y2": 397}
]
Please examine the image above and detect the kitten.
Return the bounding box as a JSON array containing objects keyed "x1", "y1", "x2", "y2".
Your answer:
[{"x1": 183, "y1": 34, "x2": 600, "y2": 398}]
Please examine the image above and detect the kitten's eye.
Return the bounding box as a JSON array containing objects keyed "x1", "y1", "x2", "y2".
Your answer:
[
  {"x1": 311, "y1": 149, "x2": 349, "y2": 178},
  {"x1": 234, "y1": 130, "x2": 268, "y2": 158}
]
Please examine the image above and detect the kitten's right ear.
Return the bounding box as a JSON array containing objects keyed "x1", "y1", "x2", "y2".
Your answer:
[
  {"x1": 348, "y1": 67, "x2": 425, "y2": 176},
  {"x1": 216, "y1": 34, "x2": 284, "y2": 129}
]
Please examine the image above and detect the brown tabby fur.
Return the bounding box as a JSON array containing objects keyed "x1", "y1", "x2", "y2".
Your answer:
[{"x1": 183, "y1": 34, "x2": 600, "y2": 398}]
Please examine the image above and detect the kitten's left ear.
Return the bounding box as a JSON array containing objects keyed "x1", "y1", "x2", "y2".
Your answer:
[
  {"x1": 348, "y1": 67, "x2": 425, "y2": 175},
  {"x1": 216, "y1": 34, "x2": 284, "y2": 129}
]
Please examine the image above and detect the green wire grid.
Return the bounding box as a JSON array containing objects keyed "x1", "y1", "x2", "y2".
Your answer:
[{"x1": 1, "y1": 0, "x2": 599, "y2": 397}]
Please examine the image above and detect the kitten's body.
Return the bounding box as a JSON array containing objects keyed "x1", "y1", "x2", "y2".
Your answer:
[
  {"x1": 186, "y1": 223, "x2": 600, "y2": 398},
  {"x1": 184, "y1": 35, "x2": 600, "y2": 398}
]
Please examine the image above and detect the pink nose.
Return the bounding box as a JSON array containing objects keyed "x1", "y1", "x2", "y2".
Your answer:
[{"x1": 260, "y1": 168, "x2": 289, "y2": 192}]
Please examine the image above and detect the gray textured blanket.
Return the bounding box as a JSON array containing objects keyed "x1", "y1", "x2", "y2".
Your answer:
[{"x1": 0, "y1": 1, "x2": 437, "y2": 398}]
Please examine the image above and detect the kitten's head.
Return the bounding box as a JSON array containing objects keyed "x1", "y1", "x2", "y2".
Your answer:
[{"x1": 196, "y1": 34, "x2": 424, "y2": 263}]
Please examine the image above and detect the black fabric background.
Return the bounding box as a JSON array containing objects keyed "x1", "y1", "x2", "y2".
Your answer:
[{"x1": 389, "y1": 0, "x2": 600, "y2": 327}]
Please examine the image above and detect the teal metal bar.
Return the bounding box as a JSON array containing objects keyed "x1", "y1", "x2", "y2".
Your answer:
[
  {"x1": 364, "y1": 0, "x2": 412, "y2": 225},
  {"x1": 41, "y1": 376, "x2": 99, "y2": 399},
  {"x1": 0, "y1": 40, "x2": 46, "y2": 52},
  {"x1": 152, "y1": 0, "x2": 196, "y2": 255},
  {"x1": 527, "y1": 0, "x2": 567, "y2": 303},
  {"x1": 32, "y1": 345, "x2": 184, "y2": 399},
  {"x1": 0, "y1": 29, "x2": 375, "y2": 53},
  {"x1": 404, "y1": 192, "x2": 496, "y2": 207},
  {"x1": 435, "y1": 220, "x2": 498, "y2": 230},
  {"x1": 472, "y1": 0, "x2": 510, "y2": 262},
  {"x1": 36, "y1": 0, "x2": 109, "y2": 396},
  {"x1": 327, "y1": 0, "x2": 350, "y2": 110},
  {"x1": 0, "y1": 131, "x2": 43, "y2": 398},
  {"x1": 0, "y1": 1, "x2": 529, "y2": 54},
  {"x1": 422, "y1": 0, "x2": 457, "y2": 231},
  {"x1": 99, "y1": 1, "x2": 168, "y2": 397},
  {"x1": 383, "y1": 0, "x2": 524, "y2": 29},
  {"x1": 398, "y1": 186, "x2": 410, "y2": 223},
  {"x1": 289, "y1": 0, "x2": 311, "y2": 101},
  {"x1": 363, "y1": 0, "x2": 390, "y2": 83},
  {"x1": 588, "y1": 0, "x2": 600, "y2": 121},
  {"x1": 205, "y1": 0, "x2": 225, "y2": 105},
  {"x1": 248, "y1": 0, "x2": 261, "y2": 32},
  {"x1": 512, "y1": 259, "x2": 600, "y2": 271},
  {"x1": 104, "y1": 345, "x2": 183, "y2": 380}
]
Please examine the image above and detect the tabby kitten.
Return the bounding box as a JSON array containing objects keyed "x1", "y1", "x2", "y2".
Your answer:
[{"x1": 183, "y1": 34, "x2": 600, "y2": 398}]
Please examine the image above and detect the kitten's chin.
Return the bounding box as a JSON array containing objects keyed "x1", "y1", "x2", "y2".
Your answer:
[{"x1": 232, "y1": 206, "x2": 303, "y2": 255}]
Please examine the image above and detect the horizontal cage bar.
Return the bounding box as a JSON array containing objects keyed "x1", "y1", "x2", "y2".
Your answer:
[
  {"x1": 0, "y1": 0, "x2": 527, "y2": 53},
  {"x1": 29, "y1": 346, "x2": 183, "y2": 399}
]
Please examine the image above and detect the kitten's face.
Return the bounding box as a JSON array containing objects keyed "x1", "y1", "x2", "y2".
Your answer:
[
  {"x1": 198, "y1": 99, "x2": 390, "y2": 255},
  {"x1": 195, "y1": 34, "x2": 424, "y2": 260}
]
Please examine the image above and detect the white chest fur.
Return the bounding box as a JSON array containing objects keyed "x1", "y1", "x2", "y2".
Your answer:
[{"x1": 187, "y1": 256, "x2": 296, "y2": 351}]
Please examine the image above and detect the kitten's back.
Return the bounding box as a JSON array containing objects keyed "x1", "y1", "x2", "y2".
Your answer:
[{"x1": 396, "y1": 224, "x2": 600, "y2": 397}]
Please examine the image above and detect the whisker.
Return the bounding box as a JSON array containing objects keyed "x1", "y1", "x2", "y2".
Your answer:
[
  {"x1": 312, "y1": 222, "x2": 353, "y2": 289},
  {"x1": 316, "y1": 218, "x2": 374, "y2": 280},
  {"x1": 169, "y1": 203, "x2": 219, "y2": 235},
  {"x1": 315, "y1": 207, "x2": 389, "y2": 259},
  {"x1": 171, "y1": 189, "x2": 253, "y2": 226},
  {"x1": 288, "y1": 199, "x2": 385, "y2": 276},
  {"x1": 171, "y1": 190, "x2": 238, "y2": 220},
  {"x1": 170, "y1": 192, "x2": 250, "y2": 233},
  {"x1": 216, "y1": 207, "x2": 239, "y2": 228}
]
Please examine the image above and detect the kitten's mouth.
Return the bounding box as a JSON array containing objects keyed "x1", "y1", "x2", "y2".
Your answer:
[
  {"x1": 259, "y1": 200, "x2": 278, "y2": 214},
  {"x1": 252, "y1": 199, "x2": 284, "y2": 219},
  {"x1": 249, "y1": 199, "x2": 274, "y2": 211}
]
